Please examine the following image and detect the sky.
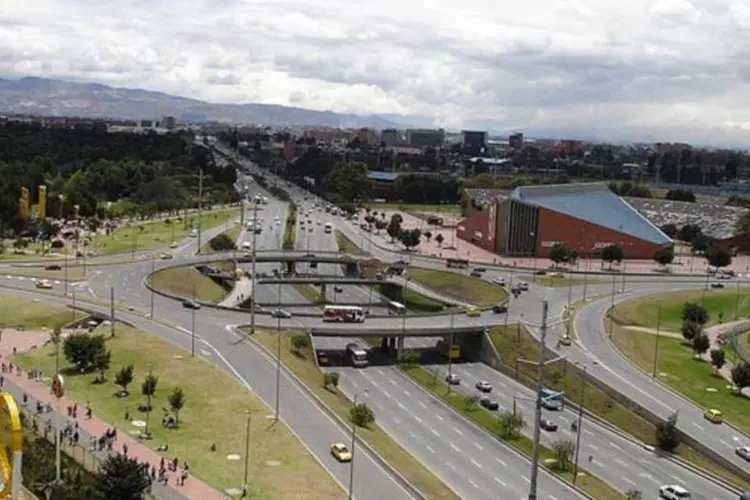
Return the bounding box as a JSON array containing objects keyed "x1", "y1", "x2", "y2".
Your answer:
[{"x1": 1, "y1": 0, "x2": 750, "y2": 145}]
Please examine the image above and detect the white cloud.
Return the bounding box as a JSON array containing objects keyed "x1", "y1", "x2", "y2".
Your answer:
[{"x1": 0, "y1": 0, "x2": 750, "y2": 144}]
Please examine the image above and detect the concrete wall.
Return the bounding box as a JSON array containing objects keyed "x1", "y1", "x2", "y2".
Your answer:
[{"x1": 456, "y1": 203, "x2": 494, "y2": 253}]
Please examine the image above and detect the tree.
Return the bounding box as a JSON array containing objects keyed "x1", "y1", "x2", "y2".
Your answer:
[
  {"x1": 424, "y1": 231, "x2": 432, "y2": 241},
  {"x1": 659, "y1": 223, "x2": 677, "y2": 238},
  {"x1": 625, "y1": 490, "x2": 643, "y2": 500},
  {"x1": 291, "y1": 334, "x2": 309, "y2": 352},
  {"x1": 208, "y1": 232, "x2": 236, "y2": 252},
  {"x1": 497, "y1": 411, "x2": 525, "y2": 439},
  {"x1": 551, "y1": 439, "x2": 575, "y2": 471},
  {"x1": 435, "y1": 234, "x2": 444, "y2": 247},
  {"x1": 548, "y1": 242, "x2": 571, "y2": 265},
  {"x1": 141, "y1": 373, "x2": 158, "y2": 412},
  {"x1": 691, "y1": 333, "x2": 710, "y2": 358},
  {"x1": 399, "y1": 228, "x2": 422, "y2": 250},
  {"x1": 114, "y1": 365, "x2": 134, "y2": 395},
  {"x1": 691, "y1": 234, "x2": 713, "y2": 254},
  {"x1": 680, "y1": 320, "x2": 701, "y2": 343},
  {"x1": 168, "y1": 387, "x2": 185, "y2": 426},
  {"x1": 653, "y1": 246, "x2": 675, "y2": 267},
  {"x1": 323, "y1": 371, "x2": 340, "y2": 390},
  {"x1": 63, "y1": 334, "x2": 107, "y2": 373},
  {"x1": 710, "y1": 349, "x2": 726, "y2": 374},
  {"x1": 386, "y1": 218, "x2": 402, "y2": 243},
  {"x1": 731, "y1": 363, "x2": 750, "y2": 392},
  {"x1": 93, "y1": 453, "x2": 150, "y2": 500},
  {"x1": 677, "y1": 224, "x2": 701, "y2": 243},
  {"x1": 464, "y1": 394, "x2": 479, "y2": 410},
  {"x1": 680, "y1": 302, "x2": 708, "y2": 325},
  {"x1": 93, "y1": 348, "x2": 112, "y2": 383},
  {"x1": 655, "y1": 412, "x2": 680, "y2": 452},
  {"x1": 600, "y1": 244, "x2": 624, "y2": 267},
  {"x1": 350, "y1": 402, "x2": 375, "y2": 427},
  {"x1": 396, "y1": 349, "x2": 419, "y2": 367},
  {"x1": 707, "y1": 246, "x2": 732, "y2": 269}
]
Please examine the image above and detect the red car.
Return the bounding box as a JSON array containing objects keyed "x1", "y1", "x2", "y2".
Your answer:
[{"x1": 541, "y1": 419, "x2": 558, "y2": 432}]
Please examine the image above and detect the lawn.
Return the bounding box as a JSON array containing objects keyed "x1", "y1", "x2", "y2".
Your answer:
[
  {"x1": 0, "y1": 293, "x2": 72, "y2": 329},
  {"x1": 489, "y1": 324, "x2": 750, "y2": 490},
  {"x1": 12, "y1": 324, "x2": 345, "y2": 499},
  {"x1": 292, "y1": 284, "x2": 324, "y2": 305},
  {"x1": 374, "y1": 284, "x2": 448, "y2": 314},
  {"x1": 249, "y1": 329, "x2": 458, "y2": 500},
  {"x1": 408, "y1": 268, "x2": 506, "y2": 306},
  {"x1": 91, "y1": 207, "x2": 240, "y2": 255},
  {"x1": 148, "y1": 263, "x2": 234, "y2": 303},
  {"x1": 403, "y1": 365, "x2": 623, "y2": 500},
  {"x1": 2, "y1": 266, "x2": 87, "y2": 280},
  {"x1": 612, "y1": 288, "x2": 750, "y2": 331},
  {"x1": 519, "y1": 274, "x2": 602, "y2": 288},
  {"x1": 200, "y1": 225, "x2": 243, "y2": 254},
  {"x1": 364, "y1": 203, "x2": 460, "y2": 215},
  {"x1": 335, "y1": 230, "x2": 367, "y2": 255}
]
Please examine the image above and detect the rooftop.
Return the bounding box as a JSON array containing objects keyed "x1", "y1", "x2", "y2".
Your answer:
[
  {"x1": 511, "y1": 183, "x2": 671, "y2": 246},
  {"x1": 367, "y1": 171, "x2": 401, "y2": 182},
  {"x1": 464, "y1": 188, "x2": 510, "y2": 207}
]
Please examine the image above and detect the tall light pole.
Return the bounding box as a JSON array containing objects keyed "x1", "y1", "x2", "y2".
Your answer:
[
  {"x1": 149, "y1": 252, "x2": 156, "y2": 317},
  {"x1": 196, "y1": 169, "x2": 204, "y2": 253},
  {"x1": 735, "y1": 280, "x2": 741, "y2": 320},
  {"x1": 652, "y1": 305, "x2": 662, "y2": 378},
  {"x1": 527, "y1": 300, "x2": 549, "y2": 500},
  {"x1": 64, "y1": 250, "x2": 69, "y2": 297},
  {"x1": 274, "y1": 281, "x2": 282, "y2": 421},
  {"x1": 572, "y1": 365, "x2": 587, "y2": 484},
  {"x1": 448, "y1": 314, "x2": 455, "y2": 378},
  {"x1": 248, "y1": 201, "x2": 259, "y2": 336},
  {"x1": 348, "y1": 392, "x2": 362, "y2": 500},
  {"x1": 191, "y1": 285, "x2": 196, "y2": 357},
  {"x1": 110, "y1": 287, "x2": 115, "y2": 338},
  {"x1": 608, "y1": 274, "x2": 616, "y2": 335},
  {"x1": 242, "y1": 410, "x2": 252, "y2": 497}
]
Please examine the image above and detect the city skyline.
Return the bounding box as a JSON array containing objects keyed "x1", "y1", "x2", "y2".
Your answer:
[{"x1": 2, "y1": 1, "x2": 750, "y2": 145}]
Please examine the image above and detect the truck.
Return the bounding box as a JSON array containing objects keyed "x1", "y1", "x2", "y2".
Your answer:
[
  {"x1": 345, "y1": 343, "x2": 368, "y2": 368},
  {"x1": 436, "y1": 340, "x2": 460, "y2": 360}
]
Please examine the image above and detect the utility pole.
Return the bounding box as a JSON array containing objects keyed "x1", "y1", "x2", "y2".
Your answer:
[
  {"x1": 609, "y1": 274, "x2": 616, "y2": 335},
  {"x1": 652, "y1": 305, "x2": 662, "y2": 377},
  {"x1": 448, "y1": 314, "x2": 455, "y2": 378},
  {"x1": 110, "y1": 287, "x2": 115, "y2": 337},
  {"x1": 191, "y1": 285, "x2": 196, "y2": 356},
  {"x1": 349, "y1": 392, "x2": 360, "y2": 500},
  {"x1": 242, "y1": 410, "x2": 252, "y2": 497},
  {"x1": 275, "y1": 281, "x2": 282, "y2": 421},
  {"x1": 527, "y1": 300, "x2": 548, "y2": 500},
  {"x1": 572, "y1": 366, "x2": 587, "y2": 484},
  {"x1": 196, "y1": 168, "x2": 204, "y2": 254},
  {"x1": 248, "y1": 201, "x2": 259, "y2": 336},
  {"x1": 64, "y1": 251, "x2": 69, "y2": 297},
  {"x1": 149, "y1": 252, "x2": 156, "y2": 317}
]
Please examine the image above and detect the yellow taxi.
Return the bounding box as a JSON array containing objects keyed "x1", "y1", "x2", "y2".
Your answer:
[
  {"x1": 559, "y1": 335, "x2": 572, "y2": 346},
  {"x1": 465, "y1": 307, "x2": 481, "y2": 317},
  {"x1": 704, "y1": 408, "x2": 723, "y2": 424},
  {"x1": 159, "y1": 252, "x2": 174, "y2": 260},
  {"x1": 35, "y1": 280, "x2": 53, "y2": 289},
  {"x1": 330, "y1": 443, "x2": 352, "y2": 462}
]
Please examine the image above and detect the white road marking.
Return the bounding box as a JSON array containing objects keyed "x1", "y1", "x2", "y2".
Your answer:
[
  {"x1": 494, "y1": 477, "x2": 506, "y2": 487},
  {"x1": 588, "y1": 444, "x2": 599, "y2": 451},
  {"x1": 408, "y1": 431, "x2": 417, "y2": 438},
  {"x1": 413, "y1": 415, "x2": 422, "y2": 424},
  {"x1": 609, "y1": 442, "x2": 622, "y2": 451},
  {"x1": 614, "y1": 458, "x2": 628, "y2": 467},
  {"x1": 495, "y1": 458, "x2": 507, "y2": 467},
  {"x1": 430, "y1": 429, "x2": 441, "y2": 437},
  {"x1": 436, "y1": 415, "x2": 444, "y2": 421},
  {"x1": 623, "y1": 477, "x2": 635, "y2": 485},
  {"x1": 397, "y1": 402, "x2": 406, "y2": 411},
  {"x1": 521, "y1": 475, "x2": 529, "y2": 483},
  {"x1": 474, "y1": 442, "x2": 484, "y2": 450},
  {"x1": 470, "y1": 458, "x2": 482, "y2": 469},
  {"x1": 382, "y1": 390, "x2": 391, "y2": 398},
  {"x1": 392, "y1": 417, "x2": 400, "y2": 424},
  {"x1": 583, "y1": 429, "x2": 594, "y2": 436},
  {"x1": 403, "y1": 390, "x2": 411, "y2": 397},
  {"x1": 446, "y1": 462, "x2": 456, "y2": 471},
  {"x1": 418, "y1": 401, "x2": 427, "y2": 409},
  {"x1": 720, "y1": 439, "x2": 733, "y2": 448},
  {"x1": 453, "y1": 427, "x2": 463, "y2": 435},
  {"x1": 450, "y1": 443, "x2": 461, "y2": 453},
  {"x1": 468, "y1": 479, "x2": 479, "y2": 489},
  {"x1": 389, "y1": 379, "x2": 397, "y2": 386},
  {"x1": 692, "y1": 422, "x2": 705, "y2": 431}
]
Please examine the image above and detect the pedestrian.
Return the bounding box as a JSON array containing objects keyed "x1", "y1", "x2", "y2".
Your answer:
[
  {"x1": 122, "y1": 442, "x2": 128, "y2": 456},
  {"x1": 1, "y1": 374, "x2": 4, "y2": 387},
  {"x1": 22, "y1": 393, "x2": 27, "y2": 405}
]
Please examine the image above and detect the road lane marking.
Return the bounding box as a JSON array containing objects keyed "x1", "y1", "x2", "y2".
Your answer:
[
  {"x1": 609, "y1": 442, "x2": 622, "y2": 451},
  {"x1": 393, "y1": 417, "x2": 400, "y2": 424},
  {"x1": 495, "y1": 458, "x2": 506, "y2": 467},
  {"x1": 389, "y1": 379, "x2": 397, "y2": 386},
  {"x1": 426, "y1": 446, "x2": 435, "y2": 454},
  {"x1": 450, "y1": 443, "x2": 461, "y2": 453},
  {"x1": 521, "y1": 475, "x2": 529, "y2": 483},
  {"x1": 453, "y1": 427, "x2": 463, "y2": 435},
  {"x1": 413, "y1": 415, "x2": 422, "y2": 423},
  {"x1": 720, "y1": 439, "x2": 733, "y2": 448},
  {"x1": 494, "y1": 477, "x2": 506, "y2": 487},
  {"x1": 692, "y1": 422, "x2": 704, "y2": 431},
  {"x1": 397, "y1": 402, "x2": 406, "y2": 411},
  {"x1": 468, "y1": 479, "x2": 479, "y2": 489},
  {"x1": 614, "y1": 458, "x2": 628, "y2": 467},
  {"x1": 436, "y1": 415, "x2": 444, "y2": 421},
  {"x1": 418, "y1": 401, "x2": 427, "y2": 409},
  {"x1": 430, "y1": 429, "x2": 441, "y2": 437},
  {"x1": 403, "y1": 390, "x2": 411, "y2": 397},
  {"x1": 470, "y1": 458, "x2": 482, "y2": 469},
  {"x1": 382, "y1": 390, "x2": 391, "y2": 398},
  {"x1": 474, "y1": 442, "x2": 484, "y2": 450},
  {"x1": 583, "y1": 429, "x2": 594, "y2": 436},
  {"x1": 623, "y1": 477, "x2": 635, "y2": 485},
  {"x1": 408, "y1": 431, "x2": 417, "y2": 438},
  {"x1": 588, "y1": 444, "x2": 599, "y2": 451},
  {"x1": 446, "y1": 462, "x2": 456, "y2": 471}
]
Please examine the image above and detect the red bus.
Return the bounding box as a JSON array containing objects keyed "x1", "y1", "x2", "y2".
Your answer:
[
  {"x1": 446, "y1": 258, "x2": 469, "y2": 269},
  {"x1": 323, "y1": 305, "x2": 366, "y2": 323}
]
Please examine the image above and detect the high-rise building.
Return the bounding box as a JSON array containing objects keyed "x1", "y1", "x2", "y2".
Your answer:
[
  {"x1": 509, "y1": 132, "x2": 524, "y2": 149},
  {"x1": 405, "y1": 128, "x2": 445, "y2": 148},
  {"x1": 381, "y1": 128, "x2": 401, "y2": 146},
  {"x1": 461, "y1": 130, "x2": 488, "y2": 152}
]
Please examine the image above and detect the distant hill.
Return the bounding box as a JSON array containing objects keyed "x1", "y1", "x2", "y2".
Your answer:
[{"x1": 0, "y1": 76, "x2": 407, "y2": 128}]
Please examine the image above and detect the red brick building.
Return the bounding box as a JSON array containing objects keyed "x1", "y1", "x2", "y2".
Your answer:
[{"x1": 457, "y1": 183, "x2": 672, "y2": 259}]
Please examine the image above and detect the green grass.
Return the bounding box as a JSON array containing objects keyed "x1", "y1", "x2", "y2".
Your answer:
[
  {"x1": 489, "y1": 324, "x2": 750, "y2": 490},
  {"x1": 364, "y1": 203, "x2": 460, "y2": 215},
  {"x1": 200, "y1": 224, "x2": 243, "y2": 254},
  {"x1": 408, "y1": 268, "x2": 506, "y2": 306},
  {"x1": 12, "y1": 324, "x2": 345, "y2": 499},
  {"x1": 0, "y1": 293, "x2": 72, "y2": 329},
  {"x1": 148, "y1": 263, "x2": 234, "y2": 303},
  {"x1": 612, "y1": 288, "x2": 749, "y2": 331},
  {"x1": 91, "y1": 207, "x2": 240, "y2": 255},
  {"x1": 402, "y1": 365, "x2": 623, "y2": 500},
  {"x1": 283, "y1": 212, "x2": 297, "y2": 251},
  {"x1": 520, "y1": 274, "x2": 602, "y2": 288},
  {"x1": 374, "y1": 284, "x2": 448, "y2": 314},
  {"x1": 249, "y1": 329, "x2": 459, "y2": 500},
  {"x1": 2, "y1": 266, "x2": 87, "y2": 280},
  {"x1": 292, "y1": 284, "x2": 324, "y2": 305},
  {"x1": 335, "y1": 230, "x2": 367, "y2": 255}
]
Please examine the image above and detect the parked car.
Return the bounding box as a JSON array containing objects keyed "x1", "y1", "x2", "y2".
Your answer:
[
  {"x1": 470, "y1": 270, "x2": 482, "y2": 278},
  {"x1": 710, "y1": 282, "x2": 725, "y2": 289},
  {"x1": 44, "y1": 264, "x2": 61, "y2": 271}
]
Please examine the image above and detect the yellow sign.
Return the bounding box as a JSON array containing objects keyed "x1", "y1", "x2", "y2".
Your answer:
[
  {"x1": 51, "y1": 374, "x2": 65, "y2": 399},
  {"x1": 38, "y1": 185, "x2": 47, "y2": 220},
  {"x1": 17, "y1": 187, "x2": 29, "y2": 223},
  {"x1": 0, "y1": 392, "x2": 22, "y2": 498}
]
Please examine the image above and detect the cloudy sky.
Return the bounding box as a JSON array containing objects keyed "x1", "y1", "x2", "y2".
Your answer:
[{"x1": 1, "y1": 0, "x2": 750, "y2": 144}]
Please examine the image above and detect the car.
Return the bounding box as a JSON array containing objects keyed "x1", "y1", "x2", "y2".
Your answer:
[
  {"x1": 44, "y1": 264, "x2": 61, "y2": 271},
  {"x1": 736, "y1": 446, "x2": 750, "y2": 461},
  {"x1": 492, "y1": 304, "x2": 508, "y2": 314},
  {"x1": 445, "y1": 373, "x2": 461, "y2": 385},
  {"x1": 473, "y1": 267, "x2": 486, "y2": 273},
  {"x1": 475, "y1": 381, "x2": 493, "y2": 392},
  {"x1": 330, "y1": 443, "x2": 352, "y2": 462},
  {"x1": 271, "y1": 309, "x2": 292, "y2": 319},
  {"x1": 159, "y1": 252, "x2": 173, "y2": 260},
  {"x1": 479, "y1": 398, "x2": 499, "y2": 410},
  {"x1": 518, "y1": 282, "x2": 529, "y2": 291},
  {"x1": 535, "y1": 270, "x2": 547, "y2": 276},
  {"x1": 309, "y1": 228, "x2": 313, "y2": 232},
  {"x1": 333, "y1": 286, "x2": 343, "y2": 293},
  {"x1": 492, "y1": 277, "x2": 506, "y2": 286},
  {"x1": 704, "y1": 408, "x2": 723, "y2": 424},
  {"x1": 169, "y1": 241, "x2": 178, "y2": 249},
  {"x1": 710, "y1": 282, "x2": 725, "y2": 289},
  {"x1": 465, "y1": 307, "x2": 481, "y2": 317},
  {"x1": 182, "y1": 300, "x2": 200, "y2": 310},
  {"x1": 470, "y1": 270, "x2": 483, "y2": 278},
  {"x1": 35, "y1": 280, "x2": 53, "y2": 289},
  {"x1": 540, "y1": 418, "x2": 558, "y2": 432},
  {"x1": 658, "y1": 484, "x2": 691, "y2": 499},
  {"x1": 559, "y1": 335, "x2": 572, "y2": 346}
]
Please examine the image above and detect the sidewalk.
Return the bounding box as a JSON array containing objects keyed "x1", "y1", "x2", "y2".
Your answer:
[
  {"x1": 1, "y1": 331, "x2": 224, "y2": 500},
  {"x1": 704, "y1": 321, "x2": 750, "y2": 398},
  {"x1": 218, "y1": 277, "x2": 253, "y2": 308}
]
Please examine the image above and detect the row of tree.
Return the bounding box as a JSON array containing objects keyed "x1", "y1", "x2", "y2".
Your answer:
[{"x1": 0, "y1": 122, "x2": 239, "y2": 234}]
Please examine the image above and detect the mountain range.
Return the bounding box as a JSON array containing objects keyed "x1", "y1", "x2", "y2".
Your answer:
[{"x1": 0, "y1": 77, "x2": 414, "y2": 129}]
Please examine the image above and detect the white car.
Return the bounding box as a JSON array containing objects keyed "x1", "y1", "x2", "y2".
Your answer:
[
  {"x1": 736, "y1": 446, "x2": 750, "y2": 461},
  {"x1": 475, "y1": 381, "x2": 493, "y2": 393},
  {"x1": 659, "y1": 485, "x2": 691, "y2": 499},
  {"x1": 492, "y1": 277, "x2": 506, "y2": 286},
  {"x1": 517, "y1": 282, "x2": 529, "y2": 291}
]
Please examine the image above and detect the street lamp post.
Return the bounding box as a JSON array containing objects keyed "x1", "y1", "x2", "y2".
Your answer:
[
  {"x1": 149, "y1": 252, "x2": 156, "y2": 317},
  {"x1": 735, "y1": 280, "x2": 741, "y2": 320},
  {"x1": 275, "y1": 281, "x2": 282, "y2": 421},
  {"x1": 608, "y1": 274, "x2": 616, "y2": 335},
  {"x1": 144, "y1": 364, "x2": 153, "y2": 439},
  {"x1": 348, "y1": 392, "x2": 365, "y2": 500},
  {"x1": 242, "y1": 410, "x2": 252, "y2": 497},
  {"x1": 652, "y1": 305, "x2": 662, "y2": 378},
  {"x1": 191, "y1": 285, "x2": 196, "y2": 357},
  {"x1": 527, "y1": 300, "x2": 549, "y2": 500},
  {"x1": 572, "y1": 366, "x2": 587, "y2": 484},
  {"x1": 248, "y1": 201, "x2": 259, "y2": 337}
]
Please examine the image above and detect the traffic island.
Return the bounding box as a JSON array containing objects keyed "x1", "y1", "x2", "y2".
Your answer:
[
  {"x1": 407, "y1": 268, "x2": 507, "y2": 306},
  {"x1": 147, "y1": 262, "x2": 235, "y2": 303},
  {"x1": 247, "y1": 328, "x2": 459, "y2": 500}
]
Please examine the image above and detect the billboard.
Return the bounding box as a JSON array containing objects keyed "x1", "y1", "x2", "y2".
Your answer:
[
  {"x1": 38, "y1": 185, "x2": 47, "y2": 219},
  {"x1": 17, "y1": 187, "x2": 29, "y2": 223}
]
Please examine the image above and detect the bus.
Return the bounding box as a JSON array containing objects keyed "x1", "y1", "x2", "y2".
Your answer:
[
  {"x1": 323, "y1": 305, "x2": 366, "y2": 323},
  {"x1": 345, "y1": 343, "x2": 369, "y2": 368},
  {"x1": 446, "y1": 258, "x2": 469, "y2": 269},
  {"x1": 540, "y1": 387, "x2": 564, "y2": 410},
  {"x1": 436, "y1": 339, "x2": 460, "y2": 360},
  {"x1": 388, "y1": 301, "x2": 406, "y2": 316}
]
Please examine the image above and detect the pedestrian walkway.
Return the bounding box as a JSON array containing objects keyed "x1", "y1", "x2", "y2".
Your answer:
[
  {"x1": 704, "y1": 321, "x2": 750, "y2": 398},
  {"x1": 0, "y1": 330, "x2": 224, "y2": 500},
  {"x1": 219, "y1": 277, "x2": 253, "y2": 308}
]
